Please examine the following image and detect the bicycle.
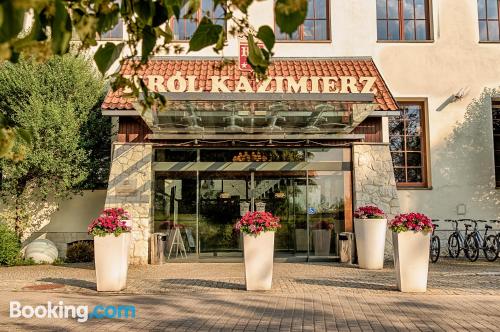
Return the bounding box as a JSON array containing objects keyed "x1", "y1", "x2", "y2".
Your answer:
[
  {"x1": 489, "y1": 220, "x2": 500, "y2": 257},
  {"x1": 430, "y1": 220, "x2": 440, "y2": 263},
  {"x1": 464, "y1": 220, "x2": 499, "y2": 262},
  {"x1": 447, "y1": 219, "x2": 472, "y2": 258}
]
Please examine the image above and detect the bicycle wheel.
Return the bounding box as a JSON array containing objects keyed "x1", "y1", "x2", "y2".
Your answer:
[
  {"x1": 464, "y1": 234, "x2": 479, "y2": 262},
  {"x1": 447, "y1": 233, "x2": 460, "y2": 258},
  {"x1": 483, "y1": 235, "x2": 499, "y2": 262},
  {"x1": 430, "y1": 236, "x2": 440, "y2": 263}
]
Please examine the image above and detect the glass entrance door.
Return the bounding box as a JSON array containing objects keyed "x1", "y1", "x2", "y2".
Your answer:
[
  {"x1": 253, "y1": 172, "x2": 307, "y2": 258},
  {"x1": 198, "y1": 172, "x2": 250, "y2": 257}
]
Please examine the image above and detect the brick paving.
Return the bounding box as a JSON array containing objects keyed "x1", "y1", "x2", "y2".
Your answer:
[{"x1": 0, "y1": 258, "x2": 499, "y2": 331}]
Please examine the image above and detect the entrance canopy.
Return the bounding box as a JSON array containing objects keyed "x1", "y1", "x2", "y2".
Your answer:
[{"x1": 102, "y1": 57, "x2": 399, "y2": 139}]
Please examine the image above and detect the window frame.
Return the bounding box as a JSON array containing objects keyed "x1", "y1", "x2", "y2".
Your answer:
[
  {"x1": 390, "y1": 99, "x2": 430, "y2": 189},
  {"x1": 169, "y1": 0, "x2": 226, "y2": 42},
  {"x1": 376, "y1": 0, "x2": 433, "y2": 42},
  {"x1": 478, "y1": 0, "x2": 500, "y2": 42},
  {"x1": 98, "y1": 19, "x2": 124, "y2": 41},
  {"x1": 274, "y1": 0, "x2": 332, "y2": 43}
]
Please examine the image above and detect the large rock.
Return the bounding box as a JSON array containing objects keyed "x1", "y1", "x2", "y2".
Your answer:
[{"x1": 25, "y1": 239, "x2": 59, "y2": 264}]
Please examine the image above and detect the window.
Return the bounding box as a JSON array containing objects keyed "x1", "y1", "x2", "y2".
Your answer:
[
  {"x1": 389, "y1": 102, "x2": 428, "y2": 187},
  {"x1": 172, "y1": 0, "x2": 224, "y2": 41},
  {"x1": 99, "y1": 20, "x2": 124, "y2": 40},
  {"x1": 275, "y1": 0, "x2": 329, "y2": 41},
  {"x1": 478, "y1": 0, "x2": 500, "y2": 41},
  {"x1": 493, "y1": 99, "x2": 500, "y2": 187},
  {"x1": 376, "y1": 0, "x2": 431, "y2": 41}
]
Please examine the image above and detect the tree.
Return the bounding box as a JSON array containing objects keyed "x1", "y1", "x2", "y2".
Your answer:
[
  {"x1": 0, "y1": 55, "x2": 109, "y2": 239},
  {"x1": 0, "y1": 0, "x2": 307, "y2": 157}
]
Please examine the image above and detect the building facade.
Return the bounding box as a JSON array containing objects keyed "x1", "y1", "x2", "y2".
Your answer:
[{"x1": 35, "y1": 0, "x2": 500, "y2": 263}]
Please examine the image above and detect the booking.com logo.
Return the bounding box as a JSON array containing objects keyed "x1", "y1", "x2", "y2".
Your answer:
[{"x1": 10, "y1": 301, "x2": 136, "y2": 323}]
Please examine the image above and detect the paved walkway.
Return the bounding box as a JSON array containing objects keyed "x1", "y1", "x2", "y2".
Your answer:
[{"x1": 0, "y1": 258, "x2": 499, "y2": 331}]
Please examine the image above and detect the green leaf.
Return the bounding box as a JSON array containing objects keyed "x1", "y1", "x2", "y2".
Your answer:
[
  {"x1": 184, "y1": 0, "x2": 201, "y2": 18},
  {"x1": 256, "y1": 26, "x2": 275, "y2": 52},
  {"x1": 153, "y1": 1, "x2": 169, "y2": 27},
  {"x1": 93, "y1": 42, "x2": 124, "y2": 75},
  {"x1": 231, "y1": 0, "x2": 253, "y2": 14},
  {"x1": 246, "y1": 34, "x2": 270, "y2": 75},
  {"x1": 51, "y1": 0, "x2": 72, "y2": 55},
  {"x1": 16, "y1": 128, "x2": 32, "y2": 145},
  {"x1": 275, "y1": 0, "x2": 308, "y2": 35},
  {"x1": 213, "y1": 29, "x2": 225, "y2": 53},
  {"x1": 188, "y1": 17, "x2": 223, "y2": 52},
  {"x1": 0, "y1": 2, "x2": 25, "y2": 43},
  {"x1": 164, "y1": 0, "x2": 182, "y2": 20},
  {"x1": 141, "y1": 26, "x2": 156, "y2": 61},
  {"x1": 134, "y1": 0, "x2": 154, "y2": 25}
]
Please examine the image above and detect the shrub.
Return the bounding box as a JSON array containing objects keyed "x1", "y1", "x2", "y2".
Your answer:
[
  {"x1": 0, "y1": 223, "x2": 21, "y2": 265},
  {"x1": 65, "y1": 241, "x2": 94, "y2": 263}
]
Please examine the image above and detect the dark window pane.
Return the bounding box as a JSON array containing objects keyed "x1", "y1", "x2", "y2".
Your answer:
[
  {"x1": 405, "y1": 20, "x2": 415, "y2": 39},
  {"x1": 315, "y1": 20, "x2": 328, "y2": 40},
  {"x1": 316, "y1": 0, "x2": 327, "y2": 19},
  {"x1": 407, "y1": 152, "x2": 422, "y2": 166},
  {"x1": 407, "y1": 168, "x2": 423, "y2": 182},
  {"x1": 487, "y1": 0, "x2": 499, "y2": 19},
  {"x1": 394, "y1": 168, "x2": 406, "y2": 182},
  {"x1": 388, "y1": 0, "x2": 399, "y2": 19},
  {"x1": 155, "y1": 149, "x2": 197, "y2": 162},
  {"x1": 389, "y1": 117, "x2": 404, "y2": 135},
  {"x1": 388, "y1": 20, "x2": 401, "y2": 39},
  {"x1": 390, "y1": 136, "x2": 404, "y2": 151},
  {"x1": 303, "y1": 20, "x2": 315, "y2": 40},
  {"x1": 488, "y1": 20, "x2": 500, "y2": 40},
  {"x1": 479, "y1": 21, "x2": 488, "y2": 40},
  {"x1": 377, "y1": 20, "x2": 388, "y2": 39},
  {"x1": 415, "y1": 0, "x2": 426, "y2": 19},
  {"x1": 404, "y1": 0, "x2": 415, "y2": 19},
  {"x1": 478, "y1": 0, "x2": 487, "y2": 19},
  {"x1": 406, "y1": 120, "x2": 421, "y2": 136},
  {"x1": 377, "y1": 0, "x2": 387, "y2": 18},
  {"x1": 392, "y1": 152, "x2": 405, "y2": 166},
  {"x1": 406, "y1": 136, "x2": 421, "y2": 151},
  {"x1": 415, "y1": 20, "x2": 427, "y2": 39}
]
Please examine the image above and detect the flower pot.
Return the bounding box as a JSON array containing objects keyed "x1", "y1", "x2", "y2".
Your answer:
[
  {"x1": 295, "y1": 229, "x2": 308, "y2": 252},
  {"x1": 392, "y1": 231, "x2": 431, "y2": 292},
  {"x1": 312, "y1": 229, "x2": 331, "y2": 256},
  {"x1": 354, "y1": 218, "x2": 387, "y2": 269},
  {"x1": 243, "y1": 231, "x2": 275, "y2": 291},
  {"x1": 94, "y1": 233, "x2": 131, "y2": 292}
]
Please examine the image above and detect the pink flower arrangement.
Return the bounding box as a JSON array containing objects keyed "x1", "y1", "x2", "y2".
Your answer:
[
  {"x1": 88, "y1": 208, "x2": 132, "y2": 237},
  {"x1": 389, "y1": 213, "x2": 434, "y2": 233},
  {"x1": 235, "y1": 211, "x2": 281, "y2": 236},
  {"x1": 354, "y1": 205, "x2": 385, "y2": 219}
]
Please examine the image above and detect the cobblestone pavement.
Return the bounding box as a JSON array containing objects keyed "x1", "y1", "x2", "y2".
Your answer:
[{"x1": 0, "y1": 258, "x2": 499, "y2": 331}]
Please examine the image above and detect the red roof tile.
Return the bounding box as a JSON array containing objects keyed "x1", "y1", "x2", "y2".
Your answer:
[{"x1": 102, "y1": 58, "x2": 398, "y2": 111}]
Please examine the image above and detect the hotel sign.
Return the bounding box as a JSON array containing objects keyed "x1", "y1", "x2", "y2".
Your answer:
[{"x1": 133, "y1": 72, "x2": 378, "y2": 94}]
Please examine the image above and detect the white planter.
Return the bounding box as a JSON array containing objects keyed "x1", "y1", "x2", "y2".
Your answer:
[
  {"x1": 354, "y1": 218, "x2": 387, "y2": 269},
  {"x1": 392, "y1": 231, "x2": 431, "y2": 293},
  {"x1": 94, "y1": 233, "x2": 131, "y2": 292},
  {"x1": 312, "y1": 229, "x2": 331, "y2": 256},
  {"x1": 243, "y1": 231, "x2": 275, "y2": 291}
]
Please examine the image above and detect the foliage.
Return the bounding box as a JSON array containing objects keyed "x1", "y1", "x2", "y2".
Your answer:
[
  {"x1": 0, "y1": 222, "x2": 21, "y2": 265},
  {"x1": 389, "y1": 213, "x2": 434, "y2": 233},
  {"x1": 235, "y1": 211, "x2": 281, "y2": 235},
  {"x1": 0, "y1": 55, "x2": 108, "y2": 239},
  {"x1": 0, "y1": 1, "x2": 307, "y2": 154},
  {"x1": 88, "y1": 208, "x2": 132, "y2": 237},
  {"x1": 354, "y1": 206, "x2": 386, "y2": 219},
  {"x1": 65, "y1": 241, "x2": 94, "y2": 263}
]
